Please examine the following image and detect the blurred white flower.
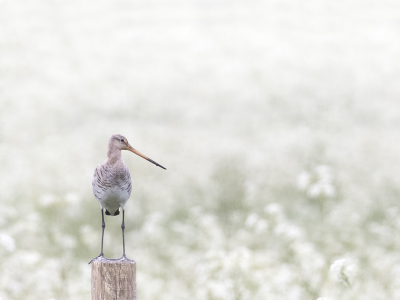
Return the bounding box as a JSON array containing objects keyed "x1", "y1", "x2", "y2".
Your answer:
[
  {"x1": 274, "y1": 222, "x2": 303, "y2": 240},
  {"x1": 316, "y1": 165, "x2": 333, "y2": 180},
  {"x1": 208, "y1": 279, "x2": 234, "y2": 299},
  {"x1": 386, "y1": 206, "x2": 399, "y2": 219},
  {"x1": 264, "y1": 203, "x2": 282, "y2": 215},
  {"x1": 54, "y1": 232, "x2": 77, "y2": 250},
  {"x1": 254, "y1": 219, "x2": 268, "y2": 233},
  {"x1": 245, "y1": 213, "x2": 269, "y2": 232},
  {"x1": 330, "y1": 258, "x2": 357, "y2": 286},
  {"x1": 80, "y1": 225, "x2": 98, "y2": 248},
  {"x1": 142, "y1": 212, "x2": 165, "y2": 239},
  {"x1": 274, "y1": 264, "x2": 295, "y2": 286},
  {"x1": 198, "y1": 246, "x2": 254, "y2": 299},
  {"x1": 246, "y1": 181, "x2": 257, "y2": 199},
  {"x1": 321, "y1": 183, "x2": 336, "y2": 198},
  {"x1": 0, "y1": 233, "x2": 15, "y2": 252},
  {"x1": 245, "y1": 213, "x2": 259, "y2": 227},
  {"x1": 368, "y1": 223, "x2": 392, "y2": 243},
  {"x1": 62, "y1": 234, "x2": 77, "y2": 249},
  {"x1": 308, "y1": 184, "x2": 322, "y2": 198},
  {"x1": 189, "y1": 206, "x2": 203, "y2": 217},
  {"x1": 297, "y1": 171, "x2": 311, "y2": 190},
  {"x1": 198, "y1": 214, "x2": 218, "y2": 228},
  {"x1": 65, "y1": 192, "x2": 80, "y2": 204},
  {"x1": 299, "y1": 165, "x2": 336, "y2": 199},
  {"x1": 226, "y1": 247, "x2": 251, "y2": 272},
  {"x1": 39, "y1": 193, "x2": 57, "y2": 207},
  {"x1": 292, "y1": 241, "x2": 325, "y2": 282},
  {"x1": 171, "y1": 222, "x2": 193, "y2": 236},
  {"x1": 19, "y1": 250, "x2": 41, "y2": 265}
]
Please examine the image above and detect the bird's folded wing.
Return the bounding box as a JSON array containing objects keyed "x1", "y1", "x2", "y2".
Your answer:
[{"x1": 92, "y1": 165, "x2": 111, "y2": 200}]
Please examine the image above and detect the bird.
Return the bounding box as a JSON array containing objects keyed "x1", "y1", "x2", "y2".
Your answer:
[{"x1": 89, "y1": 134, "x2": 166, "y2": 264}]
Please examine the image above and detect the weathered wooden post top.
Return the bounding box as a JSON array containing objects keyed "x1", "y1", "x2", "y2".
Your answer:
[{"x1": 91, "y1": 257, "x2": 136, "y2": 300}]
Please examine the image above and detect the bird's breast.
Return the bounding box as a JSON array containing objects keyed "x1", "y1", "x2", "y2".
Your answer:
[{"x1": 92, "y1": 162, "x2": 132, "y2": 210}]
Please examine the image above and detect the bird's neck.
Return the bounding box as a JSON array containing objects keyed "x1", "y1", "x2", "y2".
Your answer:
[{"x1": 107, "y1": 147, "x2": 122, "y2": 165}]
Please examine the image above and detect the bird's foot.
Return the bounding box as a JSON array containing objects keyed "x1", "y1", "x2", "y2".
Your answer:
[
  {"x1": 88, "y1": 254, "x2": 105, "y2": 264},
  {"x1": 119, "y1": 255, "x2": 134, "y2": 262}
]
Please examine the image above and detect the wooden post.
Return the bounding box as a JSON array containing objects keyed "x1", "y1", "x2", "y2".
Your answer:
[{"x1": 91, "y1": 258, "x2": 136, "y2": 300}]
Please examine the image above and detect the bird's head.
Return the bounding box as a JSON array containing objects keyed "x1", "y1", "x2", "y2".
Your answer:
[
  {"x1": 110, "y1": 134, "x2": 131, "y2": 151},
  {"x1": 108, "y1": 134, "x2": 166, "y2": 170}
]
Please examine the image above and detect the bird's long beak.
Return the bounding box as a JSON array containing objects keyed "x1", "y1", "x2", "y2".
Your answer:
[{"x1": 127, "y1": 144, "x2": 166, "y2": 170}]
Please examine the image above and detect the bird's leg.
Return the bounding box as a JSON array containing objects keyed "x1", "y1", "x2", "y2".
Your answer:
[
  {"x1": 89, "y1": 209, "x2": 106, "y2": 264},
  {"x1": 121, "y1": 209, "x2": 126, "y2": 258},
  {"x1": 100, "y1": 208, "x2": 105, "y2": 256}
]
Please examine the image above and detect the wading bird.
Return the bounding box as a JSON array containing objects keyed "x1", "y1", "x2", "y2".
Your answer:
[{"x1": 89, "y1": 134, "x2": 166, "y2": 263}]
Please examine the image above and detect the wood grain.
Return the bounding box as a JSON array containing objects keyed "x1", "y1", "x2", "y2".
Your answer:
[{"x1": 91, "y1": 257, "x2": 136, "y2": 300}]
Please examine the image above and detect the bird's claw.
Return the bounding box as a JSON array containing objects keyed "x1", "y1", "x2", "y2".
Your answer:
[
  {"x1": 119, "y1": 255, "x2": 134, "y2": 262},
  {"x1": 88, "y1": 254, "x2": 105, "y2": 264}
]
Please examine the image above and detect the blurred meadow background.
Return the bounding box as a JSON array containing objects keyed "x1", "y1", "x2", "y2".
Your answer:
[{"x1": 1, "y1": 0, "x2": 400, "y2": 299}]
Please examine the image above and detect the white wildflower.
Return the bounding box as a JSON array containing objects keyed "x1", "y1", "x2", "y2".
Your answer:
[
  {"x1": 0, "y1": 233, "x2": 16, "y2": 252},
  {"x1": 189, "y1": 206, "x2": 202, "y2": 217},
  {"x1": 308, "y1": 182, "x2": 336, "y2": 198},
  {"x1": 308, "y1": 184, "x2": 322, "y2": 198},
  {"x1": 142, "y1": 212, "x2": 165, "y2": 235},
  {"x1": 297, "y1": 171, "x2": 311, "y2": 190},
  {"x1": 264, "y1": 203, "x2": 282, "y2": 215},
  {"x1": 300, "y1": 165, "x2": 336, "y2": 199},
  {"x1": 245, "y1": 213, "x2": 259, "y2": 228},
  {"x1": 227, "y1": 247, "x2": 251, "y2": 271},
  {"x1": 19, "y1": 250, "x2": 41, "y2": 265},
  {"x1": 274, "y1": 222, "x2": 303, "y2": 240},
  {"x1": 330, "y1": 258, "x2": 357, "y2": 286},
  {"x1": 386, "y1": 206, "x2": 398, "y2": 219},
  {"x1": 39, "y1": 193, "x2": 57, "y2": 207},
  {"x1": 65, "y1": 192, "x2": 80, "y2": 204},
  {"x1": 315, "y1": 165, "x2": 332, "y2": 180},
  {"x1": 80, "y1": 225, "x2": 98, "y2": 248},
  {"x1": 62, "y1": 234, "x2": 77, "y2": 249},
  {"x1": 254, "y1": 219, "x2": 268, "y2": 232},
  {"x1": 320, "y1": 183, "x2": 336, "y2": 198}
]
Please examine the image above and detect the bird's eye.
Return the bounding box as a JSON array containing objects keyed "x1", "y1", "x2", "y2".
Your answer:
[{"x1": 121, "y1": 139, "x2": 124, "y2": 142}]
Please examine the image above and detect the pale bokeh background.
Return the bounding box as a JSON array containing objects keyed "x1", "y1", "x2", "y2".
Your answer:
[{"x1": 1, "y1": 0, "x2": 400, "y2": 299}]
